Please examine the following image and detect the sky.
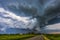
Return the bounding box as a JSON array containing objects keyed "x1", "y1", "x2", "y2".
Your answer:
[
  {"x1": 0, "y1": 7, "x2": 38, "y2": 32},
  {"x1": 0, "y1": 0, "x2": 60, "y2": 34}
]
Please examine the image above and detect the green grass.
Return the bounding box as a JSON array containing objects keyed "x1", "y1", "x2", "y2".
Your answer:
[
  {"x1": 1, "y1": 34, "x2": 60, "y2": 40},
  {"x1": 0, "y1": 34, "x2": 38, "y2": 40},
  {"x1": 44, "y1": 34, "x2": 60, "y2": 40}
]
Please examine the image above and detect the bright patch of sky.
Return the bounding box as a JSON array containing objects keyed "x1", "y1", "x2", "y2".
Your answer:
[
  {"x1": 0, "y1": 8, "x2": 37, "y2": 32},
  {"x1": 43, "y1": 23, "x2": 60, "y2": 30}
]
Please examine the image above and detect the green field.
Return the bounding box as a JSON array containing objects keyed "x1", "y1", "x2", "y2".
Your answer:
[
  {"x1": 0, "y1": 34, "x2": 38, "y2": 40},
  {"x1": 44, "y1": 34, "x2": 60, "y2": 40},
  {"x1": 0, "y1": 34, "x2": 60, "y2": 40}
]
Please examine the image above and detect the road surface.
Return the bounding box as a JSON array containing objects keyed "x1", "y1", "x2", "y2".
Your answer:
[{"x1": 26, "y1": 35, "x2": 45, "y2": 40}]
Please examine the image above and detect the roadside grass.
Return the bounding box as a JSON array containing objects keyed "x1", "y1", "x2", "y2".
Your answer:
[
  {"x1": 0, "y1": 34, "x2": 38, "y2": 40},
  {"x1": 42, "y1": 35, "x2": 50, "y2": 40},
  {"x1": 44, "y1": 34, "x2": 60, "y2": 40}
]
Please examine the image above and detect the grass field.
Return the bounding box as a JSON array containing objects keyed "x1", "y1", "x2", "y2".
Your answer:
[
  {"x1": 0, "y1": 34, "x2": 38, "y2": 40},
  {"x1": 44, "y1": 34, "x2": 60, "y2": 40},
  {"x1": 0, "y1": 34, "x2": 60, "y2": 40}
]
